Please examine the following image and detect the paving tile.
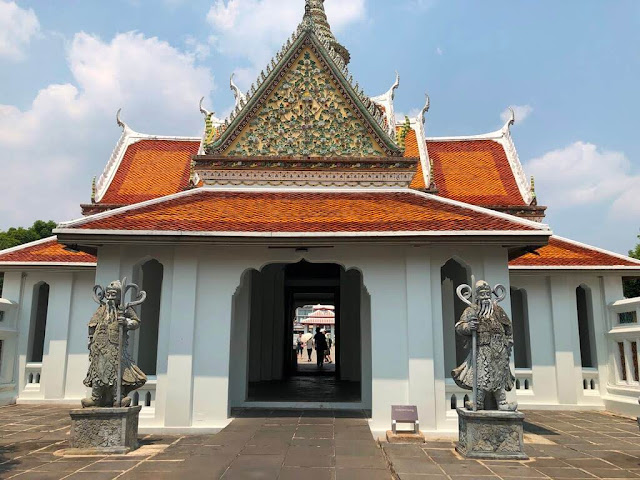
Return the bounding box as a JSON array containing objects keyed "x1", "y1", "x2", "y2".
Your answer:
[
  {"x1": 335, "y1": 454, "x2": 387, "y2": 469},
  {"x1": 391, "y1": 458, "x2": 444, "y2": 475},
  {"x1": 486, "y1": 465, "x2": 548, "y2": 478},
  {"x1": 283, "y1": 452, "x2": 335, "y2": 467},
  {"x1": 335, "y1": 468, "x2": 392, "y2": 480},
  {"x1": 278, "y1": 466, "x2": 334, "y2": 480},
  {"x1": 383, "y1": 444, "x2": 429, "y2": 458},
  {"x1": 64, "y1": 473, "x2": 121, "y2": 480},
  {"x1": 534, "y1": 466, "x2": 597, "y2": 478},
  {"x1": 440, "y1": 463, "x2": 494, "y2": 476}
]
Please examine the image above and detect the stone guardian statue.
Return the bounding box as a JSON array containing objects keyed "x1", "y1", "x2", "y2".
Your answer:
[
  {"x1": 452, "y1": 279, "x2": 516, "y2": 411},
  {"x1": 81, "y1": 279, "x2": 147, "y2": 408}
]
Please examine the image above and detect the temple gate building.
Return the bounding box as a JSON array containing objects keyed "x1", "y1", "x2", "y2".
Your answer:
[{"x1": 0, "y1": 2, "x2": 639, "y2": 437}]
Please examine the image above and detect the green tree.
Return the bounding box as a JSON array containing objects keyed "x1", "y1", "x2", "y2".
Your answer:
[
  {"x1": 624, "y1": 233, "x2": 640, "y2": 298},
  {"x1": 0, "y1": 220, "x2": 57, "y2": 295}
]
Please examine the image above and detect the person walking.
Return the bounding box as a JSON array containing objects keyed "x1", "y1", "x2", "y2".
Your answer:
[
  {"x1": 314, "y1": 326, "x2": 328, "y2": 368},
  {"x1": 306, "y1": 337, "x2": 313, "y2": 362},
  {"x1": 296, "y1": 333, "x2": 304, "y2": 359},
  {"x1": 324, "y1": 333, "x2": 333, "y2": 364}
]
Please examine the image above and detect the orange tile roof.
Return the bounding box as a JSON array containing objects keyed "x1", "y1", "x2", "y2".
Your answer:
[
  {"x1": 69, "y1": 190, "x2": 539, "y2": 234},
  {"x1": 428, "y1": 139, "x2": 526, "y2": 207},
  {"x1": 99, "y1": 139, "x2": 200, "y2": 205},
  {"x1": 0, "y1": 237, "x2": 96, "y2": 265},
  {"x1": 397, "y1": 126, "x2": 425, "y2": 190},
  {"x1": 510, "y1": 237, "x2": 640, "y2": 268}
]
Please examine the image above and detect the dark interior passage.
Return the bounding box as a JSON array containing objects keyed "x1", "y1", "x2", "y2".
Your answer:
[{"x1": 245, "y1": 261, "x2": 363, "y2": 403}]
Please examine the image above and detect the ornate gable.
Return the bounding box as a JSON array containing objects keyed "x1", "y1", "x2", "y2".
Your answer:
[
  {"x1": 223, "y1": 47, "x2": 386, "y2": 158},
  {"x1": 195, "y1": 2, "x2": 414, "y2": 188}
]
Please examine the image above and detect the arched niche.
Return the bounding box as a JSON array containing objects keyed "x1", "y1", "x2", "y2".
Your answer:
[
  {"x1": 576, "y1": 284, "x2": 596, "y2": 368},
  {"x1": 440, "y1": 257, "x2": 471, "y2": 375},
  {"x1": 510, "y1": 287, "x2": 531, "y2": 368},
  {"x1": 28, "y1": 282, "x2": 50, "y2": 363},
  {"x1": 133, "y1": 258, "x2": 164, "y2": 375}
]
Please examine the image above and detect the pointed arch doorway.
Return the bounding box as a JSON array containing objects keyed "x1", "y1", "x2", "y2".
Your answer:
[{"x1": 228, "y1": 260, "x2": 371, "y2": 410}]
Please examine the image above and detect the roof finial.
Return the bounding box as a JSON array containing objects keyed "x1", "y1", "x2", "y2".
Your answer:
[
  {"x1": 199, "y1": 97, "x2": 213, "y2": 118},
  {"x1": 91, "y1": 176, "x2": 96, "y2": 204},
  {"x1": 230, "y1": 73, "x2": 247, "y2": 109},
  {"x1": 391, "y1": 71, "x2": 400, "y2": 100},
  {"x1": 419, "y1": 93, "x2": 430, "y2": 125},
  {"x1": 502, "y1": 106, "x2": 515, "y2": 134},
  {"x1": 116, "y1": 108, "x2": 125, "y2": 130},
  {"x1": 304, "y1": 0, "x2": 351, "y2": 64},
  {"x1": 116, "y1": 108, "x2": 134, "y2": 135},
  {"x1": 530, "y1": 175, "x2": 536, "y2": 198}
]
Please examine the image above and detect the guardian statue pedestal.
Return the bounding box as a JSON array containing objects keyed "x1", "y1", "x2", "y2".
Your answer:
[
  {"x1": 453, "y1": 279, "x2": 528, "y2": 460},
  {"x1": 67, "y1": 279, "x2": 147, "y2": 455}
]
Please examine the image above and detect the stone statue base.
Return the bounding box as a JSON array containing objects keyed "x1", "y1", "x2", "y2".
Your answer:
[
  {"x1": 456, "y1": 408, "x2": 528, "y2": 460},
  {"x1": 67, "y1": 406, "x2": 142, "y2": 454}
]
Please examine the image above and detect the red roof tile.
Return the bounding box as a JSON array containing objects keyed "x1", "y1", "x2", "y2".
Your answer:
[
  {"x1": 0, "y1": 238, "x2": 96, "y2": 265},
  {"x1": 69, "y1": 190, "x2": 540, "y2": 234},
  {"x1": 510, "y1": 237, "x2": 640, "y2": 268},
  {"x1": 428, "y1": 139, "x2": 526, "y2": 207},
  {"x1": 99, "y1": 140, "x2": 200, "y2": 205}
]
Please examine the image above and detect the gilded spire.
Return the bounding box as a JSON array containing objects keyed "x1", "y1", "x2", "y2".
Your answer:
[{"x1": 305, "y1": 0, "x2": 350, "y2": 65}]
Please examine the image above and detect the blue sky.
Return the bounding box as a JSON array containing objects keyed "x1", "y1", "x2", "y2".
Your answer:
[{"x1": 0, "y1": 0, "x2": 638, "y2": 254}]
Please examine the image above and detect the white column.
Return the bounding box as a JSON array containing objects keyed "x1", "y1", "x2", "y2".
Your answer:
[
  {"x1": 192, "y1": 253, "x2": 245, "y2": 430},
  {"x1": 405, "y1": 247, "x2": 437, "y2": 431},
  {"x1": 163, "y1": 249, "x2": 198, "y2": 427},
  {"x1": 1, "y1": 272, "x2": 23, "y2": 398},
  {"x1": 549, "y1": 275, "x2": 580, "y2": 405},
  {"x1": 362, "y1": 256, "x2": 409, "y2": 436},
  {"x1": 41, "y1": 273, "x2": 73, "y2": 400},
  {"x1": 430, "y1": 253, "x2": 449, "y2": 430}
]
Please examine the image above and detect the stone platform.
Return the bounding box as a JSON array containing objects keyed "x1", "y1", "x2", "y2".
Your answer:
[
  {"x1": 67, "y1": 405, "x2": 142, "y2": 454},
  {"x1": 456, "y1": 407, "x2": 527, "y2": 460}
]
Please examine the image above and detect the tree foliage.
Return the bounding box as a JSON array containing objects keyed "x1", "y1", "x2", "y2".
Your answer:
[
  {"x1": 624, "y1": 233, "x2": 640, "y2": 298},
  {"x1": 0, "y1": 220, "x2": 57, "y2": 296},
  {"x1": 0, "y1": 220, "x2": 57, "y2": 251}
]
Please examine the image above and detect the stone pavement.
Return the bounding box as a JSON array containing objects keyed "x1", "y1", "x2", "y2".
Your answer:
[
  {"x1": 383, "y1": 410, "x2": 640, "y2": 479},
  {"x1": 2, "y1": 405, "x2": 640, "y2": 479},
  {"x1": 0, "y1": 405, "x2": 390, "y2": 479}
]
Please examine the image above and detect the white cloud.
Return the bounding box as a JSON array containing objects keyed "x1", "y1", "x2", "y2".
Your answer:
[
  {"x1": 0, "y1": 0, "x2": 40, "y2": 60},
  {"x1": 206, "y1": 0, "x2": 366, "y2": 87},
  {"x1": 501, "y1": 104, "x2": 532, "y2": 124},
  {"x1": 0, "y1": 32, "x2": 214, "y2": 228},
  {"x1": 436, "y1": 46, "x2": 443, "y2": 56},
  {"x1": 526, "y1": 141, "x2": 640, "y2": 219}
]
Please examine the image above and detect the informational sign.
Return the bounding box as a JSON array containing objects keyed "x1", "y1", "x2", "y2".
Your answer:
[{"x1": 391, "y1": 405, "x2": 419, "y2": 434}]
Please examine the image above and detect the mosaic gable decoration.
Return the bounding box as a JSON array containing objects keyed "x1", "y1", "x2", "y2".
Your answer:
[
  {"x1": 202, "y1": 3, "x2": 403, "y2": 159},
  {"x1": 223, "y1": 48, "x2": 385, "y2": 158}
]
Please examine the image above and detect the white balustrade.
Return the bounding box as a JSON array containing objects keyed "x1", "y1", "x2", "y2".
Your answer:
[
  {"x1": 129, "y1": 375, "x2": 156, "y2": 417},
  {"x1": 514, "y1": 368, "x2": 534, "y2": 395},
  {"x1": 445, "y1": 378, "x2": 470, "y2": 416},
  {"x1": 582, "y1": 368, "x2": 599, "y2": 394},
  {"x1": 24, "y1": 363, "x2": 42, "y2": 392}
]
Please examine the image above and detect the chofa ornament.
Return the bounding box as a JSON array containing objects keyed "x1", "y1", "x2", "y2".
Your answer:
[
  {"x1": 452, "y1": 276, "x2": 517, "y2": 412},
  {"x1": 82, "y1": 278, "x2": 147, "y2": 408}
]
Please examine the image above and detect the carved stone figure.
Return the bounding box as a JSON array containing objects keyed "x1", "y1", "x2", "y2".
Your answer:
[
  {"x1": 81, "y1": 280, "x2": 146, "y2": 408},
  {"x1": 452, "y1": 280, "x2": 517, "y2": 411}
]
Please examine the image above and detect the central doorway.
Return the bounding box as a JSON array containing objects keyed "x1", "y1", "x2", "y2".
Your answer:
[{"x1": 228, "y1": 260, "x2": 370, "y2": 409}]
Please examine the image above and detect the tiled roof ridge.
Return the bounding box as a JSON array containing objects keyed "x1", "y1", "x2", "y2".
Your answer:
[
  {"x1": 427, "y1": 110, "x2": 534, "y2": 206},
  {"x1": 549, "y1": 235, "x2": 640, "y2": 265},
  {"x1": 57, "y1": 186, "x2": 552, "y2": 234},
  {"x1": 509, "y1": 235, "x2": 640, "y2": 269},
  {"x1": 0, "y1": 236, "x2": 97, "y2": 266},
  {"x1": 94, "y1": 110, "x2": 200, "y2": 203}
]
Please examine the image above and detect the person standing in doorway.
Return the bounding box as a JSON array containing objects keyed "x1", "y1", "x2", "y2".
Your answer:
[
  {"x1": 314, "y1": 326, "x2": 328, "y2": 368},
  {"x1": 306, "y1": 338, "x2": 313, "y2": 362},
  {"x1": 324, "y1": 333, "x2": 333, "y2": 364},
  {"x1": 296, "y1": 333, "x2": 304, "y2": 359}
]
